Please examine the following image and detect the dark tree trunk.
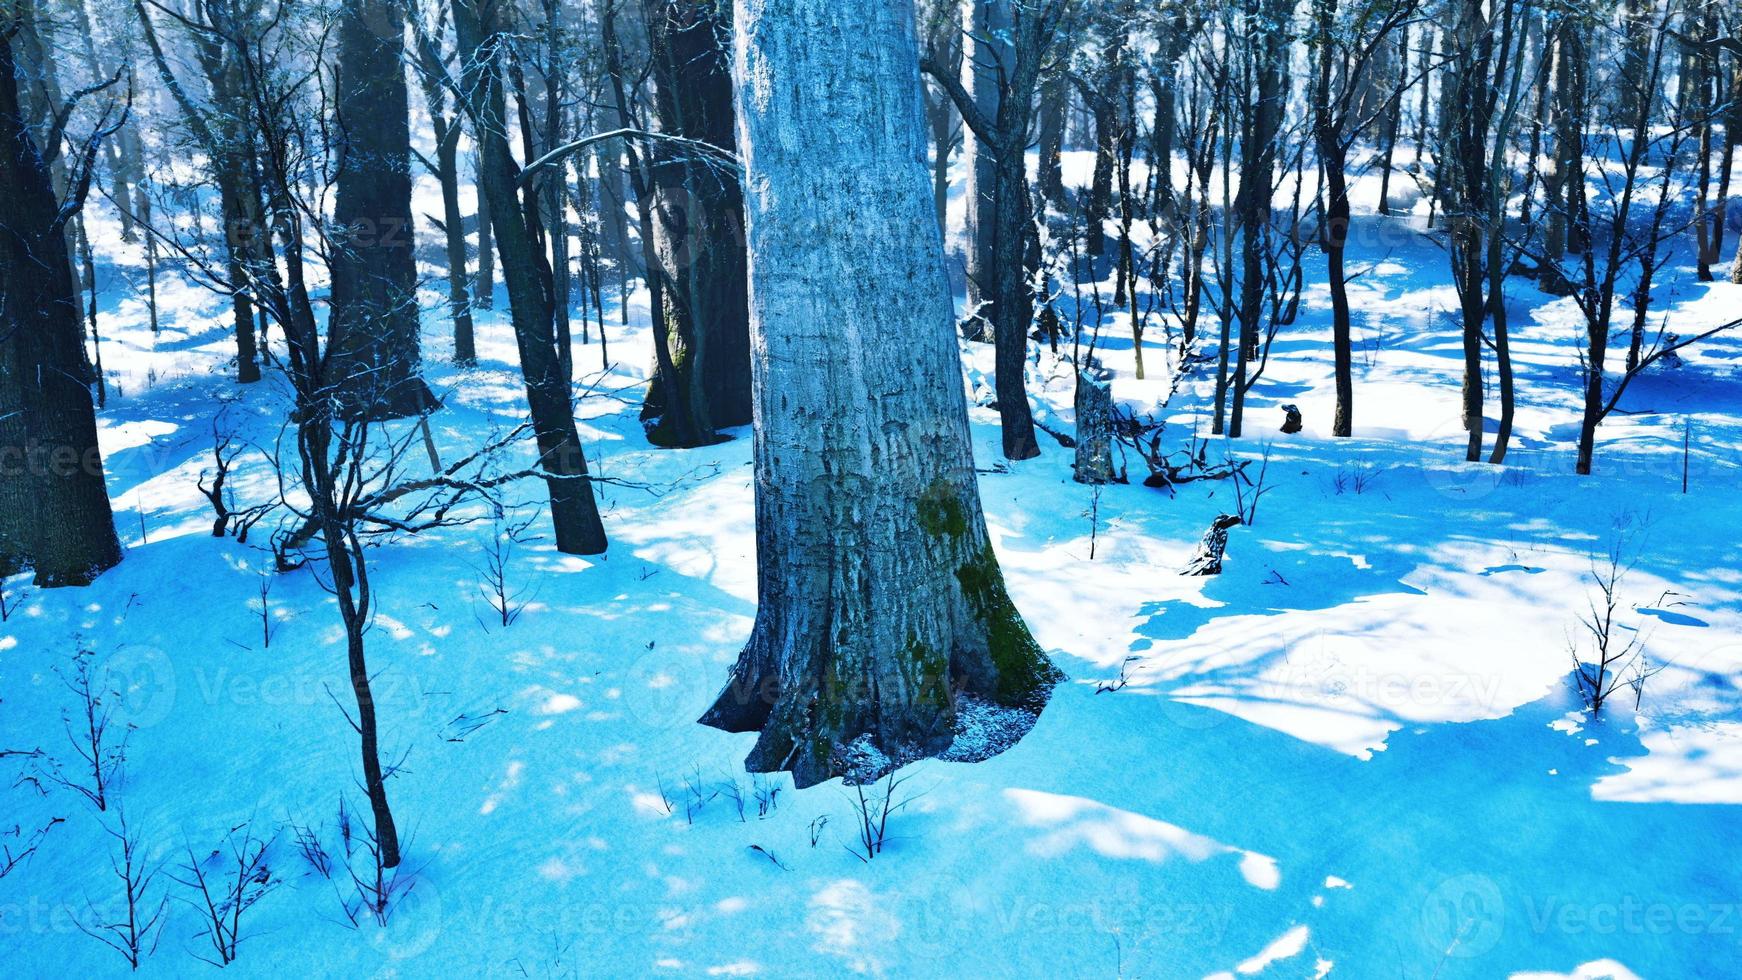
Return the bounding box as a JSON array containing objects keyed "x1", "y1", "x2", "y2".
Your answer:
[
  {"x1": 132, "y1": 0, "x2": 264, "y2": 383},
  {"x1": 1228, "y1": 0, "x2": 1289, "y2": 439},
  {"x1": 1447, "y1": 0, "x2": 1493, "y2": 462},
  {"x1": 1148, "y1": 12, "x2": 1191, "y2": 217},
  {"x1": 987, "y1": 148, "x2": 1042, "y2": 460},
  {"x1": 600, "y1": 3, "x2": 703, "y2": 449},
  {"x1": 921, "y1": 0, "x2": 1059, "y2": 461},
  {"x1": 327, "y1": 0, "x2": 436, "y2": 421},
  {"x1": 455, "y1": 0, "x2": 608, "y2": 555},
  {"x1": 638, "y1": 0, "x2": 753, "y2": 443},
  {"x1": 1084, "y1": 89, "x2": 1116, "y2": 258},
  {"x1": 0, "y1": 25, "x2": 123, "y2": 587},
  {"x1": 1375, "y1": 23, "x2": 1406, "y2": 216},
  {"x1": 1312, "y1": 0, "x2": 1353, "y2": 437},
  {"x1": 1036, "y1": 72, "x2": 1065, "y2": 205},
  {"x1": 1691, "y1": 2, "x2": 1721, "y2": 282},
  {"x1": 437, "y1": 123, "x2": 477, "y2": 365},
  {"x1": 473, "y1": 145, "x2": 496, "y2": 309}
]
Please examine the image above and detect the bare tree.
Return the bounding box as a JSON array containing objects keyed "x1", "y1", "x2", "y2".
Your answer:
[
  {"x1": 1309, "y1": 0, "x2": 1417, "y2": 437},
  {"x1": 1568, "y1": 539, "x2": 1659, "y2": 716},
  {"x1": 922, "y1": 0, "x2": 1076, "y2": 460},
  {"x1": 75, "y1": 809, "x2": 167, "y2": 970},
  {"x1": 170, "y1": 826, "x2": 277, "y2": 966}
]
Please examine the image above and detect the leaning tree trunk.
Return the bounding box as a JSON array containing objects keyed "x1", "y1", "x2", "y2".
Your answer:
[
  {"x1": 454, "y1": 0, "x2": 607, "y2": 555},
  {"x1": 327, "y1": 0, "x2": 436, "y2": 421},
  {"x1": 639, "y1": 0, "x2": 753, "y2": 444},
  {"x1": 0, "y1": 25, "x2": 123, "y2": 586},
  {"x1": 702, "y1": 0, "x2": 1061, "y2": 789}
]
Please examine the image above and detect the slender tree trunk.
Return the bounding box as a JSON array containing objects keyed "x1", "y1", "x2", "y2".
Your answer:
[
  {"x1": 1375, "y1": 23, "x2": 1406, "y2": 216},
  {"x1": 455, "y1": 0, "x2": 608, "y2": 555},
  {"x1": 436, "y1": 124, "x2": 477, "y2": 364},
  {"x1": 704, "y1": 0, "x2": 1060, "y2": 788},
  {"x1": 1036, "y1": 73, "x2": 1065, "y2": 205},
  {"x1": 1442, "y1": 0, "x2": 1513, "y2": 462},
  {"x1": 1084, "y1": 87, "x2": 1116, "y2": 258},
  {"x1": 958, "y1": 0, "x2": 1005, "y2": 338},
  {"x1": 1692, "y1": 2, "x2": 1719, "y2": 282},
  {"x1": 473, "y1": 145, "x2": 496, "y2": 309},
  {"x1": 1148, "y1": 12, "x2": 1191, "y2": 217},
  {"x1": 405, "y1": 0, "x2": 472, "y2": 348},
  {"x1": 987, "y1": 148, "x2": 1041, "y2": 460},
  {"x1": 1229, "y1": 0, "x2": 1288, "y2": 439},
  {"x1": 927, "y1": 88, "x2": 956, "y2": 233},
  {"x1": 601, "y1": 4, "x2": 702, "y2": 448},
  {"x1": 1312, "y1": 0, "x2": 1353, "y2": 437}
]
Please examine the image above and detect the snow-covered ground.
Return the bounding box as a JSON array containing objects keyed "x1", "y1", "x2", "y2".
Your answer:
[{"x1": 3, "y1": 150, "x2": 1741, "y2": 978}]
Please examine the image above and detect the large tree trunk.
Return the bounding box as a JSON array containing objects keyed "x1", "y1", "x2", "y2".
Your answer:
[
  {"x1": 0, "y1": 24, "x2": 123, "y2": 586},
  {"x1": 703, "y1": 0, "x2": 1061, "y2": 788},
  {"x1": 639, "y1": 0, "x2": 753, "y2": 443},
  {"x1": 327, "y1": 0, "x2": 436, "y2": 421},
  {"x1": 455, "y1": 0, "x2": 607, "y2": 555}
]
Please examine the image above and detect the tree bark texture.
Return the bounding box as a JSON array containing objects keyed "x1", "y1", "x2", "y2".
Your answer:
[
  {"x1": 0, "y1": 24, "x2": 122, "y2": 586},
  {"x1": 702, "y1": 0, "x2": 1061, "y2": 788},
  {"x1": 326, "y1": 0, "x2": 436, "y2": 421},
  {"x1": 640, "y1": 0, "x2": 754, "y2": 443}
]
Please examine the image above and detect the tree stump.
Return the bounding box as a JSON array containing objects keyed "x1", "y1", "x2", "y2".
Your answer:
[
  {"x1": 1073, "y1": 371, "x2": 1114, "y2": 484},
  {"x1": 1182, "y1": 514, "x2": 1243, "y2": 576},
  {"x1": 1280, "y1": 403, "x2": 1303, "y2": 434}
]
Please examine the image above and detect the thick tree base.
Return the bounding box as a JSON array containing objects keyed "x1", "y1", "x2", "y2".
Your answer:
[
  {"x1": 641, "y1": 413, "x2": 732, "y2": 450},
  {"x1": 702, "y1": 674, "x2": 1058, "y2": 789},
  {"x1": 30, "y1": 553, "x2": 122, "y2": 589},
  {"x1": 701, "y1": 571, "x2": 1064, "y2": 789}
]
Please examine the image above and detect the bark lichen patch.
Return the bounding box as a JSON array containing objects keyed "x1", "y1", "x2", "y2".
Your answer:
[
  {"x1": 901, "y1": 633, "x2": 953, "y2": 709},
  {"x1": 956, "y1": 544, "x2": 1064, "y2": 708},
  {"x1": 916, "y1": 477, "x2": 968, "y2": 540}
]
